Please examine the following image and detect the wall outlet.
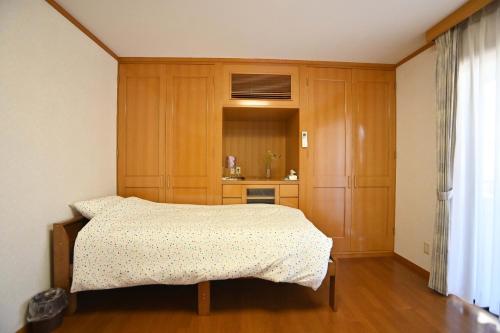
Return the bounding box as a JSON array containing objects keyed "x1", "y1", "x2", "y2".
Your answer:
[{"x1": 424, "y1": 242, "x2": 430, "y2": 255}]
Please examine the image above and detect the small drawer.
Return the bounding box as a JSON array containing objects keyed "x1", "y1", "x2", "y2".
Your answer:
[
  {"x1": 279, "y1": 197, "x2": 299, "y2": 209},
  {"x1": 222, "y1": 185, "x2": 242, "y2": 198},
  {"x1": 280, "y1": 185, "x2": 299, "y2": 197},
  {"x1": 223, "y1": 198, "x2": 243, "y2": 205}
]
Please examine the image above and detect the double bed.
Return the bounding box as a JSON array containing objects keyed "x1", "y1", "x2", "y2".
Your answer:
[{"x1": 53, "y1": 197, "x2": 336, "y2": 315}]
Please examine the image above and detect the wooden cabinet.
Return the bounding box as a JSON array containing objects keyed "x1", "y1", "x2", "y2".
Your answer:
[
  {"x1": 118, "y1": 64, "x2": 215, "y2": 204},
  {"x1": 304, "y1": 67, "x2": 395, "y2": 255},
  {"x1": 350, "y1": 69, "x2": 395, "y2": 252},
  {"x1": 222, "y1": 184, "x2": 242, "y2": 198},
  {"x1": 222, "y1": 182, "x2": 299, "y2": 208},
  {"x1": 280, "y1": 184, "x2": 299, "y2": 198},
  {"x1": 117, "y1": 59, "x2": 395, "y2": 256},
  {"x1": 279, "y1": 197, "x2": 299, "y2": 209},
  {"x1": 305, "y1": 67, "x2": 352, "y2": 253},
  {"x1": 117, "y1": 64, "x2": 167, "y2": 202},
  {"x1": 167, "y1": 65, "x2": 215, "y2": 204}
]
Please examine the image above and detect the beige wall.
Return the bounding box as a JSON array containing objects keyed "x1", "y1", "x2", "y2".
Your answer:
[
  {"x1": 395, "y1": 47, "x2": 437, "y2": 271},
  {"x1": 0, "y1": 1, "x2": 117, "y2": 332}
]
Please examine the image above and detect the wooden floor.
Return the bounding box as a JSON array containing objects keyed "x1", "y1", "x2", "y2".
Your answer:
[{"x1": 55, "y1": 257, "x2": 500, "y2": 333}]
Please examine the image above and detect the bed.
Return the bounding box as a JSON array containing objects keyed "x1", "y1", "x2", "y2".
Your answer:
[{"x1": 53, "y1": 197, "x2": 336, "y2": 315}]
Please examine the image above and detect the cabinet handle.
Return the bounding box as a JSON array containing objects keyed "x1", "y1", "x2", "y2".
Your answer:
[
  {"x1": 167, "y1": 176, "x2": 170, "y2": 189},
  {"x1": 354, "y1": 176, "x2": 358, "y2": 188},
  {"x1": 347, "y1": 176, "x2": 352, "y2": 188}
]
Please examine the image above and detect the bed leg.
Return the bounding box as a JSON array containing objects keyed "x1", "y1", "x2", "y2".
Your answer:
[
  {"x1": 197, "y1": 281, "x2": 210, "y2": 315},
  {"x1": 329, "y1": 275, "x2": 336, "y2": 311},
  {"x1": 67, "y1": 292, "x2": 77, "y2": 315},
  {"x1": 328, "y1": 258, "x2": 337, "y2": 311}
]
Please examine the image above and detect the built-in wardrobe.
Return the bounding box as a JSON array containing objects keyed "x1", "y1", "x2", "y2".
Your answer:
[
  {"x1": 117, "y1": 64, "x2": 217, "y2": 204},
  {"x1": 117, "y1": 60, "x2": 395, "y2": 257}
]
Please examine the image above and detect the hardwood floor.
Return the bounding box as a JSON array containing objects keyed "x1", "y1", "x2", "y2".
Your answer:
[{"x1": 55, "y1": 257, "x2": 500, "y2": 333}]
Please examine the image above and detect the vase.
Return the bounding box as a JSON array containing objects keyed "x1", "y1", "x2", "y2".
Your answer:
[{"x1": 265, "y1": 166, "x2": 271, "y2": 179}]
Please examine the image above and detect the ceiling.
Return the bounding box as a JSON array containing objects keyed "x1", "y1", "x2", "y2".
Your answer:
[{"x1": 56, "y1": 0, "x2": 466, "y2": 64}]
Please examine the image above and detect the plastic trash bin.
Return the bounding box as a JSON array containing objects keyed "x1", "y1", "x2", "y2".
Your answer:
[{"x1": 27, "y1": 288, "x2": 68, "y2": 333}]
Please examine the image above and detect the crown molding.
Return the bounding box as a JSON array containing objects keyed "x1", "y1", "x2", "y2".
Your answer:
[
  {"x1": 426, "y1": 0, "x2": 493, "y2": 42},
  {"x1": 396, "y1": 42, "x2": 435, "y2": 67},
  {"x1": 45, "y1": 0, "x2": 118, "y2": 60}
]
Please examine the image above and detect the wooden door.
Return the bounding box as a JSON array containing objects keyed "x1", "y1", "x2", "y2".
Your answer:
[
  {"x1": 351, "y1": 69, "x2": 395, "y2": 252},
  {"x1": 166, "y1": 65, "x2": 215, "y2": 204},
  {"x1": 117, "y1": 64, "x2": 167, "y2": 202},
  {"x1": 305, "y1": 67, "x2": 352, "y2": 253}
]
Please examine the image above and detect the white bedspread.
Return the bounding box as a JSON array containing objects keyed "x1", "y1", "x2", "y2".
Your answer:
[{"x1": 71, "y1": 197, "x2": 332, "y2": 292}]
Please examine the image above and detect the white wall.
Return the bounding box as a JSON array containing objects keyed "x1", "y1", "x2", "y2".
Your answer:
[
  {"x1": 395, "y1": 47, "x2": 437, "y2": 271},
  {"x1": 0, "y1": 1, "x2": 117, "y2": 332}
]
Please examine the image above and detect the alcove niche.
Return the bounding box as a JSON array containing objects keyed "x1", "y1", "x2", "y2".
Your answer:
[{"x1": 222, "y1": 107, "x2": 300, "y2": 180}]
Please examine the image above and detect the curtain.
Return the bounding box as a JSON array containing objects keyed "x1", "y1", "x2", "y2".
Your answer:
[
  {"x1": 428, "y1": 28, "x2": 460, "y2": 295},
  {"x1": 448, "y1": 1, "x2": 500, "y2": 315}
]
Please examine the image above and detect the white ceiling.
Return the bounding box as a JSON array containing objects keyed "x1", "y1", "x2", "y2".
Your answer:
[{"x1": 56, "y1": 0, "x2": 466, "y2": 64}]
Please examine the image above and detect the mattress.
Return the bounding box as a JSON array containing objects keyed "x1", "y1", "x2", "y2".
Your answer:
[{"x1": 71, "y1": 197, "x2": 333, "y2": 292}]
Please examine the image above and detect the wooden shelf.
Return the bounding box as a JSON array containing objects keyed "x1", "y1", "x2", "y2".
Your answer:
[
  {"x1": 223, "y1": 107, "x2": 298, "y2": 121},
  {"x1": 222, "y1": 179, "x2": 299, "y2": 185}
]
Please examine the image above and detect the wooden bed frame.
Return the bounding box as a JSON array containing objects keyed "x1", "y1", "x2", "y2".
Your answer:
[{"x1": 52, "y1": 216, "x2": 337, "y2": 315}]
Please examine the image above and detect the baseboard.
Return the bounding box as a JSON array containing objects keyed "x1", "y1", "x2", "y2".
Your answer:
[
  {"x1": 16, "y1": 323, "x2": 28, "y2": 333},
  {"x1": 333, "y1": 251, "x2": 394, "y2": 259},
  {"x1": 393, "y1": 253, "x2": 430, "y2": 280}
]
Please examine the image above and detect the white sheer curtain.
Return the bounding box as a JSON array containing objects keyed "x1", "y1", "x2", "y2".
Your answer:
[{"x1": 448, "y1": 2, "x2": 500, "y2": 315}]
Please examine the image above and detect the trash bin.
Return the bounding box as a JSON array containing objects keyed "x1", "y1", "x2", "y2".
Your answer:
[{"x1": 27, "y1": 288, "x2": 68, "y2": 333}]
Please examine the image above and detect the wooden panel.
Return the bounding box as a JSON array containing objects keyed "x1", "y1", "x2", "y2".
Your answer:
[
  {"x1": 117, "y1": 64, "x2": 166, "y2": 202},
  {"x1": 305, "y1": 67, "x2": 352, "y2": 253},
  {"x1": 222, "y1": 185, "x2": 242, "y2": 198},
  {"x1": 125, "y1": 77, "x2": 160, "y2": 176},
  {"x1": 298, "y1": 65, "x2": 308, "y2": 214},
  {"x1": 351, "y1": 69, "x2": 395, "y2": 252},
  {"x1": 222, "y1": 180, "x2": 299, "y2": 185},
  {"x1": 224, "y1": 107, "x2": 298, "y2": 121},
  {"x1": 311, "y1": 188, "x2": 348, "y2": 249},
  {"x1": 279, "y1": 185, "x2": 299, "y2": 197},
  {"x1": 222, "y1": 64, "x2": 300, "y2": 107},
  {"x1": 172, "y1": 189, "x2": 207, "y2": 205},
  {"x1": 285, "y1": 111, "x2": 300, "y2": 174},
  {"x1": 124, "y1": 188, "x2": 160, "y2": 202},
  {"x1": 351, "y1": 188, "x2": 391, "y2": 251},
  {"x1": 223, "y1": 198, "x2": 243, "y2": 205},
  {"x1": 52, "y1": 216, "x2": 87, "y2": 315},
  {"x1": 353, "y1": 84, "x2": 390, "y2": 177},
  {"x1": 167, "y1": 65, "x2": 215, "y2": 204},
  {"x1": 124, "y1": 176, "x2": 163, "y2": 188},
  {"x1": 279, "y1": 197, "x2": 299, "y2": 208},
  {"x1": 171, "y1": 177, "x2": 208, "y2": 188},
  {"x1": 223, "y1": 120, "x2": 287, "y2": 179}
]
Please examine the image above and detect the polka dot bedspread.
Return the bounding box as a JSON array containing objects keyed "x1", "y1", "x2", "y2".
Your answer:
[{"x1": 71, "y1": 197, "x2": 333, "y2": 292}]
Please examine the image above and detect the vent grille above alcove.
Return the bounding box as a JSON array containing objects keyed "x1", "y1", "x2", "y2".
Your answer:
[{"x1": 231, "y1": 74, "x2": 292, "y2": 100}]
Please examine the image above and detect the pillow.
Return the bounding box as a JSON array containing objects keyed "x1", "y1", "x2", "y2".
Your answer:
[{"x1": 72, "y1": 196, "x2": 124, "y2": 219}]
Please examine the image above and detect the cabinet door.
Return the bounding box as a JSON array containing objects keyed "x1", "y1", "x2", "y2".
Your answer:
[
  {"x1": 351, "y1": 69, "x2": 395, "y2": 252},
  {"x1": 117, "y1": 64, "x2": 167, "y2": 202},
  {"x1": 306, "y1": 67, "x2": 352, "y2": 253},
  {"x1": 167, "y1": 65, "x2": 215, "y2": 204}
]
